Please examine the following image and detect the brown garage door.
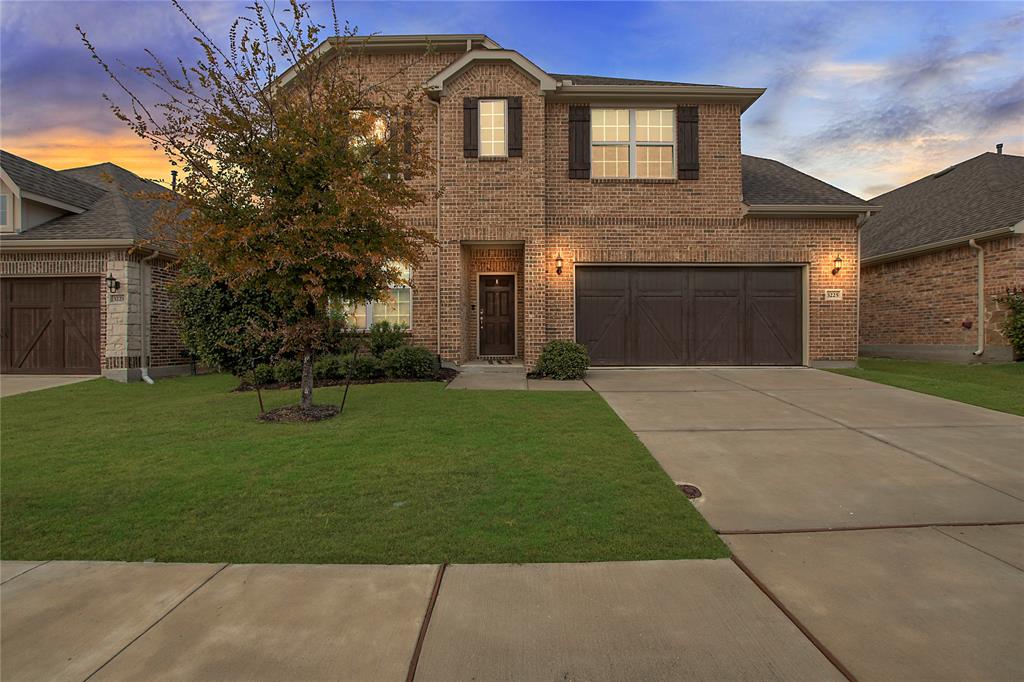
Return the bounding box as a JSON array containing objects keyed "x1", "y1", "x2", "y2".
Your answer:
[
  {"x1": 1, "y1": 278, "x2": 101, "y2": 374},
  {"x1": 576, "y1": 266, "x2": 802, "y2": 366}
]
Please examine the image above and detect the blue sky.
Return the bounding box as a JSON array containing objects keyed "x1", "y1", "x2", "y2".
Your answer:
[{"x1": 2, "y1": 1, "x2": 1021, "y2": 197}]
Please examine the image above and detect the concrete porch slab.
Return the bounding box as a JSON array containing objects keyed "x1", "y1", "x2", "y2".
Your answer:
[
  {"x1": 584, "y1": 368, "x2": 740, "y2": 392},
  {"x1": 865, "y1": 425, "x2": 1024, "y2": 498},
  {"x1": 639, "y1": 429, "x2": 1024, "y2": 532},
  {"x1": 707, "y1": 367, "x2": 877, "y2": 391},
  {"x1": 0, "y1": 375, "x2": 96, "y2": 398},
  {"x1": 415, "y1": 560, "x2": 842, "y2": 681},
  {"x1": 0, "y1": 561, "x2": 46, "y2": 584},
  {"x1": 1, "y1": 561, "x2": 224, "y2": 682},
  {"x1": 725, "y1": 528, "x2": 1024, "y2": 681},
  {"x1": 601, "y1": 389, "x2": 837, "y2": 431},
  {"x1": 92, "y1": 563, "x2": 437, "y2": 681},
  {"x1": 526, "y1": 378, "x2": 591, "y2": 391},
  {"x1": 764, "y1": 387, "x2": 1024, "y2": 428},
  {"x1": 936, "y1": 524, "x2": 1024, "y2": 570}
]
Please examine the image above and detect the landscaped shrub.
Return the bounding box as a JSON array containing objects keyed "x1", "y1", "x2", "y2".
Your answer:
[
  {"x1": 996, "y1": 289, "x2": 1024, "y2": 358},
  {"x1": 368, "y1": 321, "x2": 408, "y2": 358},
  {"x1": 382, "y1": 345, "x2": 438, "y2": 379},
  {"x1": 273, "y1": 359, "x2": 303, "y2": 383},
  {"x1": 314, "y1": 354, "x2": 346, "y2": 380},
  {"x1": 344, "y1": 354, "x2": 383, "y2": 380},
  {"x1": 535, "y1": 340, "x2": 590, "y2": 380},
  {"x1": 252, "y1": 363, "x2": 275, "y2": 386}
]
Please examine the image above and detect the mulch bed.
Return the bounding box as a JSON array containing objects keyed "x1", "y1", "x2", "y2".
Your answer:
[
  {"x1": 257, "y1": 404, "x2": 341, "y2": 423},
  {"x1": 235, "y1": 367, "x2": 458, "y2": 393}
]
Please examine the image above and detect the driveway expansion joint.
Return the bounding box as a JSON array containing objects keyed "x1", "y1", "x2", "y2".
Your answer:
[
  {"x1": 0, "y1": 560, "x2": 51, "y2": 585},
  {"x1": 406, "y1": 563, "x2": 446, "y2": 682}
]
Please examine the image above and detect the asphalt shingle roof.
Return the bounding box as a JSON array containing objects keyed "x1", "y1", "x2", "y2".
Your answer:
[
  {"x1": 860, "y1": 152, "x2": 1024, "y2": 259},
  {"x1": 741, "y1": 155, "x2": 869, "y2": 207},
  {"x1": 1, "y1": 150, "x2": 106, "y2": 210},
  {"x1": 548, "y1": 73, "x2": 725, "y2": 87},
  {"x1": 1, "y1": 155, "x2": 174, "y2": 245}
]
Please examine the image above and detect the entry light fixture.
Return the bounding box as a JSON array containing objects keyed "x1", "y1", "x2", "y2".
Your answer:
[
  {"x1": 555, "y1": 254, "x2": 564, "y2": 275},
  {"x1": 105, "y1": 273, "x2": 121, "y2": 292},
  {"x1": 831, "y1": 256, "x2": 843, "y2": 276}
]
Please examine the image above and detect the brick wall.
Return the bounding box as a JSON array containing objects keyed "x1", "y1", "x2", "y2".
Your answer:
[
  {"x1": 324, "y1": 49, "x2": 862, "y2": 366},
  {"x1": 463, "y1": 246, "x2": 525, "y2": 358},
  {"x1": 149, "y1": 261, "x2": 187, "y2": 367},
  {"x1": 861, "y1": 235, "x2": 1021, "y2": 349}
]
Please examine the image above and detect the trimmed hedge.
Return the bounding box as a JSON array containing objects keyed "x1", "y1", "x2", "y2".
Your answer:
[
  {"x1": 368, "y1": 321, "x2": 407, "y2": 358},
  {"x1": 535, "y1": 340, "x2": 590, "y2": 380},
  {"x1": 382, "y1": 345, "x2": 438, "y2": 379},
  {"x1": 272, "y1": 359, "x2": 303, "y2": 383}
]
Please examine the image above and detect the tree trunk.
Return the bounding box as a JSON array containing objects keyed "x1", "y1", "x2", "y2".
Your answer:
[{"x1": 301, "y1": 346, "x2": 314, "y2": 408}]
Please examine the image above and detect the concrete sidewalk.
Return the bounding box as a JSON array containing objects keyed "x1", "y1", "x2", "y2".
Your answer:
[
  {"x1": 0, "y1": 375, "x2": 95, "y2": 397},
  {"x1": 1, "y1": 558, "x2": 839, "y2": 681}
]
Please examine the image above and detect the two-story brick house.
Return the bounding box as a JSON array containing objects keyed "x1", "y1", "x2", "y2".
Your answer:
[{"x1": 288, "y1": 34, "x2": 875, "y2": 369}]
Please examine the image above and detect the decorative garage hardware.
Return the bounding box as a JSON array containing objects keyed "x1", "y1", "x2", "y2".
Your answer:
[
  {"x1": 105, "y1": 273, "x2": 121, "y2": 292},
  {"x1": 555, "y1": 254, "x2": 564, "y2": 275},
  {"x1": 831, "y1": 256, "x2": 843, "y2": 275},
  {"x1": 824, "y1": 289, "x2": 843, "y2": 301},
  {"x1": 677, "y1": 483, "x2": 702, "y2": 499}
]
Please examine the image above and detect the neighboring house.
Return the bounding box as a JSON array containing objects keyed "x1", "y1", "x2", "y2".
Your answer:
[
  {"x1": 860, "y1": 150, "x2": 1023, "y2": 362},
  {"x1": 0, "y1": 150, "x2": 188, "y2": 380},
  {"x1": 285, "y1": 34, "x2": 873, "y2": 368}
]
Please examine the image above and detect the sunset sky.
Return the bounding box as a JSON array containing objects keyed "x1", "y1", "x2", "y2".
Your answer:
[{"x1": 2, "y1": 1, "x2": 1022, "y2": 198}]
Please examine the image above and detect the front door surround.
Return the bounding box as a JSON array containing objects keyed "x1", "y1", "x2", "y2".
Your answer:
[{"x1": 479, "y1": 274, "x2": 515, "y2": 356}]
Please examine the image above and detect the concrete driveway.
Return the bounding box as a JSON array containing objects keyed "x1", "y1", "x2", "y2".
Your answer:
[
  {"x1": 589, "y1": 367, "x2": 1024, "y2": 680},
  {"x1": 0, "y1": 375, "x2": 96, "y2": 398}
]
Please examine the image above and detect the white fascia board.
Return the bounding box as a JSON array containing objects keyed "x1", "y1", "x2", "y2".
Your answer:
[{"x1": 424, "y1": 49, "x2": 558, "y2": 96}]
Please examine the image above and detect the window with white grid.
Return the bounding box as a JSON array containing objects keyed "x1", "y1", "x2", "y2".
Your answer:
[
  {"x1": 591, "y1": 108, "x2": 675, "y2": 179},
  {"x1": 479, "y1": 99, "x2": 507, "y2": 158}
]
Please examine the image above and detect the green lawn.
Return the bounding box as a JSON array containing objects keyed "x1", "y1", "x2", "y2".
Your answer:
[
  {"x1": 0, "y1": 375, "x2": 726, "y2": 564},
  {"x1": 831, "y1": 358, "x2": 1024, "y2": 416}
]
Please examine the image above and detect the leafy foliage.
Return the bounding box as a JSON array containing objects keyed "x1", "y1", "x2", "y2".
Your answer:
[
  {"x1": 995, "y1": 289, "x2": 1024, "y2": 357},
  {"x1": 382, "y1": 345, "x2": 437, "y2": 379},
  {"x1": 346, "y1": 355, "x2": 383, "y2": 380},
  {"x1": 171, "y1": 259, "x2": 286, "y2": 375},
  {"x1": 79, "y1": 0, "x2": 435, "y2": 408},
  {"x1": 535, "y1": 341, "x2": 591, "y2": 380},
  {"x1": 252, "y1": 363, "x2": 275, "y2": 386},
  {"x1": 368, "y1": 321, "x2": 408, "y2": 358},
  {"x1": 314, "y1": 354, "x2": 347, "y2": 380},
  {"x1": 273, "y1": 359, "x2": 303, "y2": 384}
]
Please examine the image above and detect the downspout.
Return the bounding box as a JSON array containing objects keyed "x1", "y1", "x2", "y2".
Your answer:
[
  {"x1": 429, "y1": 97, "x2": 442, "y2": 356},
  {"x1": 140, "y1": 250, "x2": 159, "y2": 383},
  {"x1": 968, "y1": 239, "x2": 985, "y2": 357}
]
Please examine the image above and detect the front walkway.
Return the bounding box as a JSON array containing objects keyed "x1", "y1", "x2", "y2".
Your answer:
[
  {"x1": 1, "y1": 559, "x2": 839, "y2": 681},
  {"x1": 589, "y1": 367, "x2": 1024, "y2": 680}
]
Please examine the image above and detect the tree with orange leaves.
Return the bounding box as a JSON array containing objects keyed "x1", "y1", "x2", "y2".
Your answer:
[{"x1": 79, "y1": 1, "x2": 434, "y2": 416}]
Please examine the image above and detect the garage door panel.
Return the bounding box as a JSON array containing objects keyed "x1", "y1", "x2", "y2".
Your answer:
[
  {"x1": 1, "y1": 278, "x2": 101, "y2": 374},
  {"x1": 692, "y1": 296, "x2": 742, "y2": 365},
  {"x1": 576, "y1": 266, "x2": 802, "y2": 366}
]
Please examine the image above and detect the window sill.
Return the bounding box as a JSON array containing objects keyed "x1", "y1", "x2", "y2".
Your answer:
[
  {"x1": 477, "y1": 156, "x2": 510, "y2": 162},
  {"x1": 590, "y1": 178, "x2": 677, "y2": 185}
]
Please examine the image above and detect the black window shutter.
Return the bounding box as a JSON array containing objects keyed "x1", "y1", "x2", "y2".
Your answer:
[
  {"x1": 568, "y1": 104, "x2": 591, "y2": 179},
  {"x1": 463, "y1": 98, "x2": 478, "y2": 158},
  {"x1": 507, "y1": 97, "x2": 523, "y2": 157},
  {"x1": 678, "y1": 105, "x2": 699, "y2": 180}
]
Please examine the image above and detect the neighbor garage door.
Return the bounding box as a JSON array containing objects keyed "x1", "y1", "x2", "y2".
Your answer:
[
  {"x1": 1, "y1": 277, "x2": 101, "y2": 374},
  {"x1": 576, "y1": 266, "x2": 802, "y2": 366}
]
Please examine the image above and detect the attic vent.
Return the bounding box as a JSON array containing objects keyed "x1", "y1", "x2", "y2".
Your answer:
[{"x1": 932, "y1": 165, "x2": 957, "y2": 179}]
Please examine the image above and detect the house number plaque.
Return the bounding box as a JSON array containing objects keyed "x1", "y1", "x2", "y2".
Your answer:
[{"x1": 823, "y1": 289, "x2": 843, "y2": 301}]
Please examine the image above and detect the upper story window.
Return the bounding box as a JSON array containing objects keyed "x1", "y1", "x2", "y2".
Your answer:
[
  {"x1": 591, "y1": 108, "x2": 675, "y2": 179},
  {"x1": 0, "y1": 194, "x2": 10, "y2": 232},
  {"x1": 479, "y1": 99, "x2": 507, "y2": 158}
]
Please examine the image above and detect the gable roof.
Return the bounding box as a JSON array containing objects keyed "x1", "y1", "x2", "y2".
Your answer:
[
  {"x1": 861, "y1": 152, "x2": 1024, "y2": 260},
  {"x1": 742, "y1": 155, "x2": 872, "y2": 211},
  {"x1": 1, "y1": 157, "x2": 175, "y2": 247},
  {"x1": 548, "y1": 73, "x2": 724, "y2": 87},
  {"x1": 1, "y1": 149, "x2": 107, "y2": 211}
]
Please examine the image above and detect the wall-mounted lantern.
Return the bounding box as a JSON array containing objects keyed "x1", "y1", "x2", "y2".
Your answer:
[
  {"x1": 555, "y1": 254, "x2": 564, "y2": 275},
  {"x1": 831, "y1": 256, "x2": 843, "y2": 276},
  {"x1": 105, "y1": 273, "x2": 121, "y2": 292}
]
